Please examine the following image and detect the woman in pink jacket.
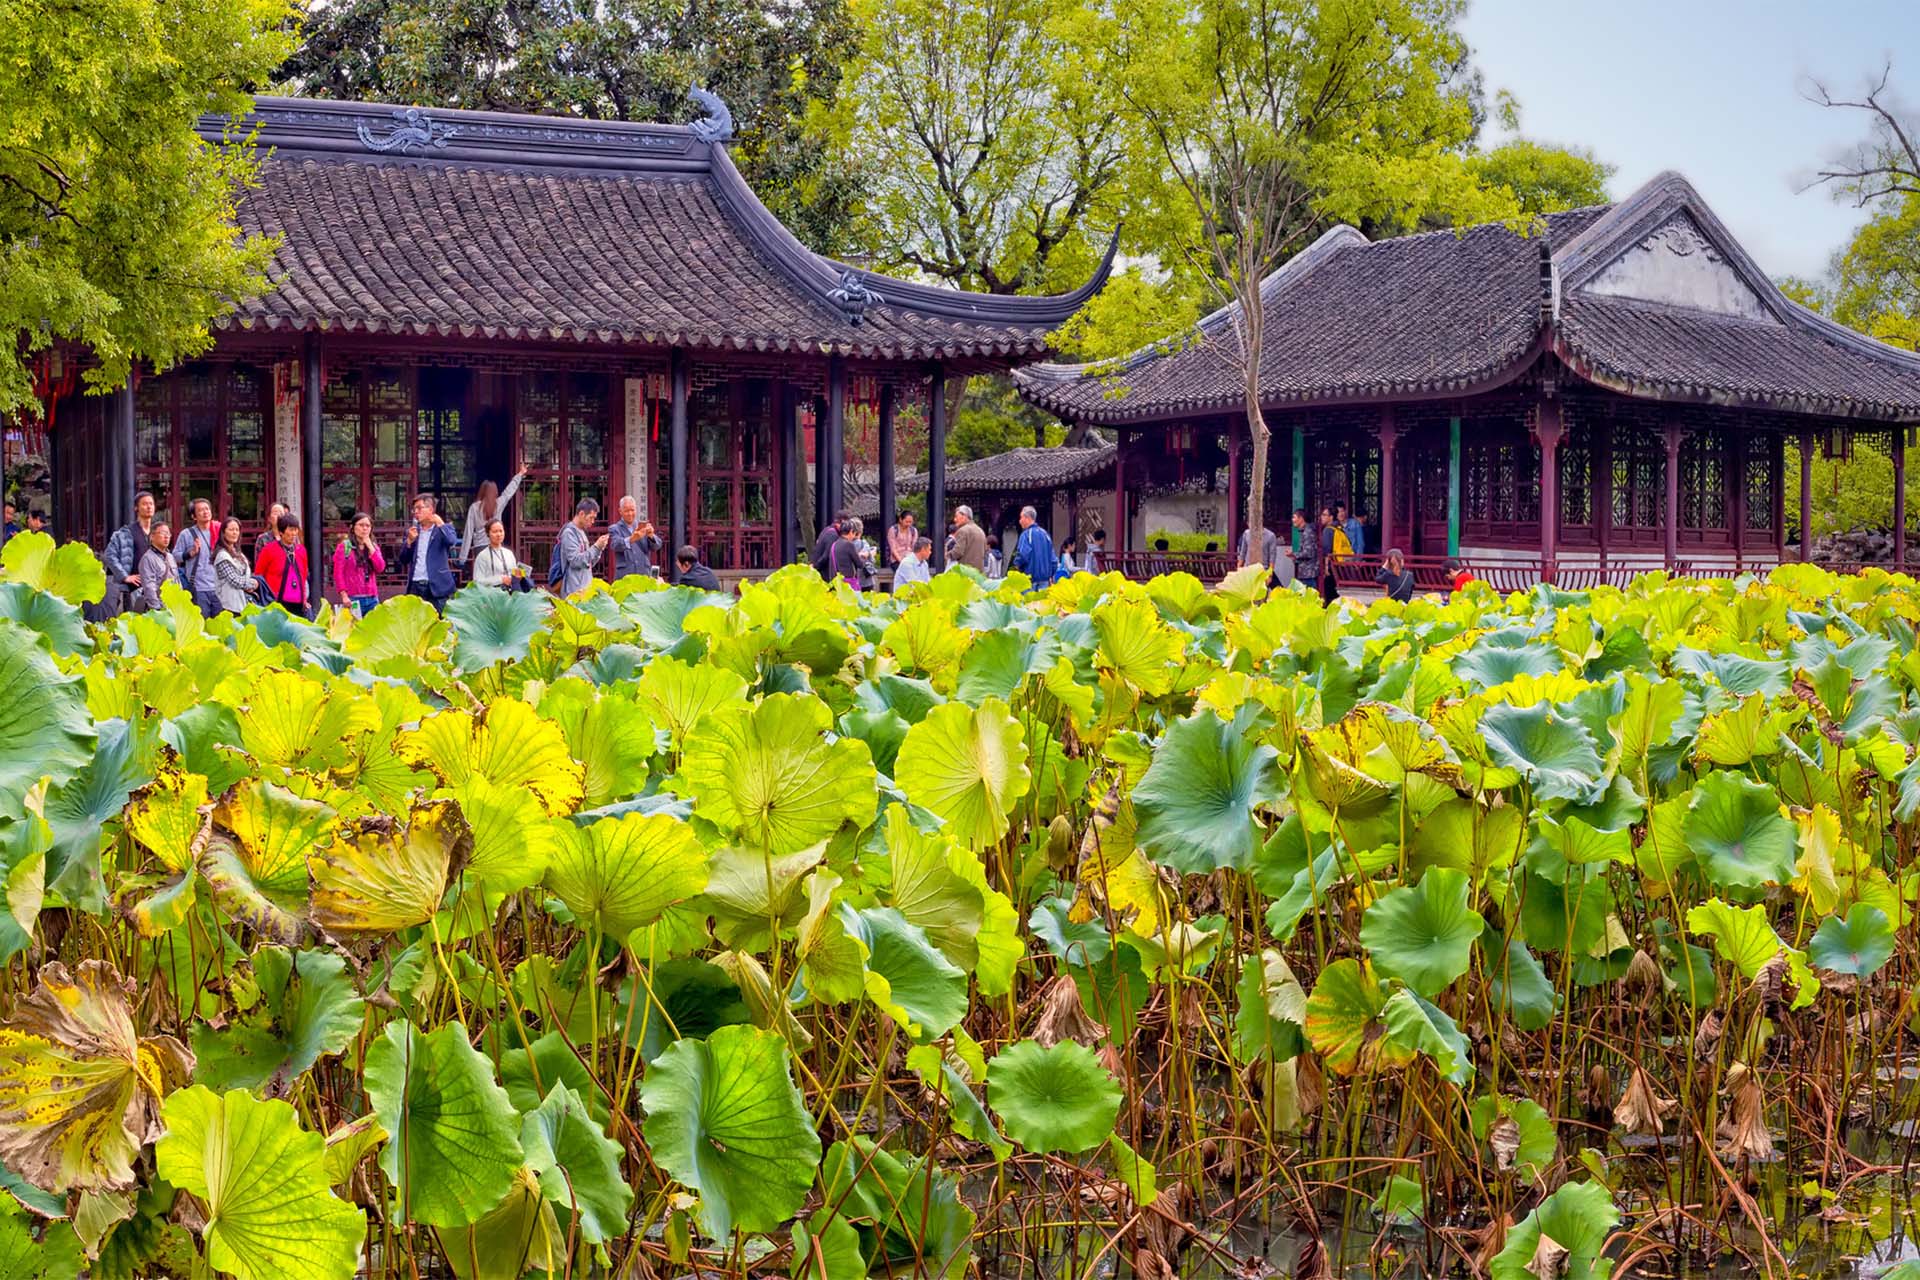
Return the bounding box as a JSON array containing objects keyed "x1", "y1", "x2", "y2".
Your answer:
[{"x1": 332, "y1": 511, "x2": 387, "y2": 617}]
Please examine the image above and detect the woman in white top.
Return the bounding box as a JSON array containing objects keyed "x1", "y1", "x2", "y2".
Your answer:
[
  {"x1": 458, "y1": 468, "x2": 528, "y2": 564},
  {"x1": 471, "y1": 519, "x2": 520, "y2": 588}
]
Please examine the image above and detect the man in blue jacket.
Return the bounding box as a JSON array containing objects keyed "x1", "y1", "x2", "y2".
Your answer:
[
  {"x1": 403, "y1": 493, "x2": 460, "y2": 612},
  {"x1": 1011, "y1": 505, "x2": 1057, "y2": 585}
]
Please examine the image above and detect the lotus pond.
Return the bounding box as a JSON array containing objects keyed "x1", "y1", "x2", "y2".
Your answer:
[{"x1": 0, "y1": 531, "x2": 1913, "y2": 1280}]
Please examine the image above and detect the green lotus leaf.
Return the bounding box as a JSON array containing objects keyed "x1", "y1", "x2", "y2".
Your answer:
[
  {"x1": 191, "y1": 948, "x2": 364, "y2": 1094},
  {"x1": 1132, "y1": 707, "x2": 1282, "y2": 873},
  {"x1": 546, "y1": 812, "x2": 707, "y2": 938},
  {"x1": 0, "y1": 619, "x2": 94, "y2": 810},
  {"x1": 342, "y1": 592, "x2": 446, "y2": 672},
  {"x1": 796, "y1": 869, "x2": 869, "y2": 1006},
  {"x1": 364, "y1": 1021, "x2": 524, "y2": 1228},
  {"x1": 895, "y1": 698, "x2": 1030, "y2": 850},
  {"x1": 621, "y1": 585, "x2": 719, "y2": 647},
  {"x1": 1683, "y1": 771, "x2": 1796, "y2": 889},
  {"x1": 0, "y1": 531, "x2": 104, "y2": 605},
  {"x1": 1380, "y1": 987, "x2": 1473, "y2": 1086},
  {"x1": 0, "y1": 798, "x2": 49, "y2": 962},
  {"x1": 44, "y1": 717, "x2": 156, "y2": 910},
  {"x1": 1303, "y1": 958, "x2": 1387, "y2": 1076},
  {"x1": 1467, "y1": 1094, "x2": 1556, "y2": 1186},
  {"x1": 155, "y1": 1086, "x2": 365, "y2": 1280},
  {"x1": 1490, "y1": 1180, "x2": 1619, "y2": 1280},
  {"x1": 906, "y1": 1042, "x2": 1010, "y2": 1162},
  {"x1": 0, "y1": 582, "x2": 90, "y2": 658},
  {"x1": 615, "y1": 958, "x2": 753, "y2": 1063},
  {"x1": 541, "y1": 685, "x2": 656, "y2": 809},
  {"x1": 1373, "y1": 1173, "x2": 1424, "y2": 1226},
  {"x1": 520, "y1": 1082, "x2": 632, "y2": 1245},
  {"x1": 1685, "y1": 898, "x2": 1788, "y2": 979},
  {"x1": 705, "y1": 842, "x2": 825, "y2": 951},
  {"x1": 451, "y1": 775, "x2": 560, "y2": 893},
  {"x1": 636, "y1": 654, "x2": 750, "y2": 747},
  {"x1": 1360, "y1": 868, "x2": 1484, "y2": 998},
  {"x1": 818, "y1": 1137, "x2": 975, "y2": 1280},
  {"x1": 0, "y1": 1194, "x2": 81, "y2": 1278},
  {"x1": 955, "y1": 628, "x2": 1060, "y2": 704},
  {"x1": 840, "y1": 706, "x2": 910, "y2": 777},
  {"x1": 985, "y1": 1039, "x2": 1121, "y2": 1155},
  {"x1": 674, "y1": 693, "x2": 876, "y2": 854},
  {"x1": 854, "y1": 673, "x2": 946, "y2": 725},
  {"x1": 0, "y1": 961, "x2": 193, "y2": 1194},
  {"x1": 1808, "y1": 904, "x2": 1896, "y2": 978},
  {"x1": 310, "y1": 800, "x2": 469, "y2": 936},
  {"x1": 1479, "y1": 701, "x2": 1603, "y2": 804},
  {"x1": 497, "y1": 1031, "x2": 609, "y2": 1131},
  {"x1": 1481, "y1": 925, "x2": 1557, "y2": 1032},
  {"x1": 1028, "y1": 897, "x2": 1112, "y2": 966},
  {"x1": 1452, "y1": 631, "x2": 1564, "y2": 690},
  {"x1": 1233, "y1": 948, "x2": 1307, "y2": 1064},
  {"x1": 640, "y1": 1023, "x2": 821, "y2": 1240},
  {"x1": 873, "y1": 806, "x2": 984, "y2": 971},
  {"x1": 842, "y1": 905, "x2": 970, "y2": 1039},
  {"x1": 432, "y1": 1168, "x2": 562, "y2": 1280},
  {"x1": 444, "y1": 584, "x2": 552, "y2": 672},
  {"x1": 199, "y1": 779, "x2": 335, "y2": 942}
]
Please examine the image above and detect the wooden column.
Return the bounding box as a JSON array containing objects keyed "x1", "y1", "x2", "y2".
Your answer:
[
  {"x1": 1446, "y1": 416, "x2": 1462, "y2": 557},
  {"x1": 812, "y1": 394, "x2": 830, "y2": 531},
  {"x1": 1377, "y1": 407, "x2": 1399, "y2": 554},
  {"x1": 1113, "y1": 430, "x2": 1128, "y2": 553},
  {"x1": 1290, "y1": 423, "x2": 1306, "y2": 552},
  {"x1": 1227, "y1": 418, "x2": 1244, "y2": 555},
  {"x1": 1066, "y1": 487, "x2": 1079, "y2": 545},
  {"x1": 110, "y1": 375, "x2": 137, "y2": 529},
  {"x1": 1596, "y1": 411, "x2": 1612, "y2": 564},
  {"x1": 778, "y1": 382, "x2": 798, "y2": 564},
  {"x1": 878, "y1": 384, "x2": 897, "y2": 548},
  {"x1": 668, "y1": 349, "x2": 689, "y2": 578},
  {"x1": 927, "y1": 366, "x2": 947, "y2": 570},
  {"x1": 1536, "y1": 397, "x2": 1564, "y2": 584},
  {"x1": 1895, "y1": 425, "x2": 1908, "y2": 571},
  {"x1": 825, "y1": 357, "x2": 847, "y2": 522},
  {"x1": 1663, "y1": 421, "x2": 1684, "y2": 570},
  {"x1": 300, "y1": 335, "x2": 323, "y2": 587},
  {"x1": 1799, "y1": 429, "x2": 1814, "y2": 561}
]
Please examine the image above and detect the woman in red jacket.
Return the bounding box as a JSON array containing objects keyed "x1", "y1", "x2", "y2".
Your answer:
[{"x1": 254, "y1": 513, "x2": 313, "y2": 618}]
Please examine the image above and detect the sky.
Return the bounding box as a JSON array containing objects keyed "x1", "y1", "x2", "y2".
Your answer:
[{"x1": 1460, "y1": 0, "x2": 1920, "y2": 282}]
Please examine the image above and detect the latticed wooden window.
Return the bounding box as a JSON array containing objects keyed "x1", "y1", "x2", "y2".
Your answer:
[
  {"x1": 670, "y1": 380, "x2": 780, "y2": 572},
  {"x1": 1745, "y1": 447, "x2": 1774, "y2": 533},
  {"x1": 1559, "y1": 425, "x2": 1592, "y2": 528},
  {"x1": 1611, "y1": 427, "x2": 1663, "y2": 530},
  {"x1": 135, "y1": 363, "x2": 274, "y2": 529},
  {"x1": 518, "y1": 372, "x2": 613, "y2": 577},
  {"x1": 1680, "y1": 432, "x2": 1727, "y2": 531}
]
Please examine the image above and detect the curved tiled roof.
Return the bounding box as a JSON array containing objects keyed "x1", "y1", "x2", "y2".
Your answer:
[
  {"x1": 205, "y1": 97, "x2": 1113, "y2": 362},
  {"x1": 1015, "y1": 175, "x2": 1920, "y2": 423},
  {"x1": 898, "y1": 441, "x2": 1117, "y2": 495}
]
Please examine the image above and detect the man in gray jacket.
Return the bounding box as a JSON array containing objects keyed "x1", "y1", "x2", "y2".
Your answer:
[
  {"x1": 554, "y1": 498, "x2": 609, "y2": 596},
  {"x1": 607, "y1": 495, "x2": 662, "y2": 579}
]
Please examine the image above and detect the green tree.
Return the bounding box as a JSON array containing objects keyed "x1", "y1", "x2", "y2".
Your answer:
[
  {"x1": 1105, "y1": 0, "x2": 1531, "y2": 544},
  {"x1": 0, "y1": 0, "x2": 294, "y2": 415},
  {"x1": 1467, "y1": 140, "x2": 1613, "y2": 216},
  {"x1": 277, "y1": 0, "x2": 861, "y2": 251},
  {"x1": 1804, "y1": 66, "x2": 1920, "y2": 352}
]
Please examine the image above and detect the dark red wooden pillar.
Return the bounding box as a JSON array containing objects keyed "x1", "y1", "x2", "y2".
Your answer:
[
  {"x1": 1894, "y1": 425, "x2": 1908, "y2": 571},
  {"x1": 1226, "y1": 417, "x2": 1243, "y2": 555},
  {"x1": 927, "y1": 366, "x2": 947, "y2": 570},
  {"x1": 1113, "y1": 430, "x2": 1128, "y2": 554},
  {"x1": 878, "y1": 384, "x2": 897, "y2": 545},
  {"x1": 1663, "y1": 422, "x2": 1684, "y2": 570},
  {"x1": 1535, "y1": 397, "x2": 1563, "y2": 583},
  {"x1": 1799, "y1": 428, "x2": 1814, "y2": 561},
  {"x1": 1377, "y1": 406, "x2": 1399, "y2": 554}
]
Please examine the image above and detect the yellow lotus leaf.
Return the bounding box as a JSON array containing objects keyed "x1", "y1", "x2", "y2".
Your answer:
[
  {"x1": 237, "y1": 669, "x2": 380, "y2": 773},
  {"x1": 0, "y1": 961, "x2": 192, "y2": 1193},
  {"x1": 398, "y1": 699, "x2": 583, "y2": 817},
  {"x1": 309, "y1": 800, "x2": 470, "y2": 935}
]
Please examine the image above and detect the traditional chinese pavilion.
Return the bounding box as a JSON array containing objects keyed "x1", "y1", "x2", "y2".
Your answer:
[
  {"x1": 1015, "y1": 173, "x2": 1920, "y2": 588},
  {"x1": 44, "y1": 95, "x2": 1109, "y2": 586}
]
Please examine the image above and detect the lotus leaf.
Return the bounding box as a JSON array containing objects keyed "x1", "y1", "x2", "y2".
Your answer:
[
  {"x1": 1132, "y1": 707, "x2": 1282, "y2": 873},
  {"x1": 0, "y1": 961, "x2": 192, "y2": 1193},
  {"x1": 546, "y1": 811, "x2": 708, "y2": 937},
  {"x1": 1, "y1": 531, "x2": 104, "y2": 605},
  {"x1": 640, "y1": 1023, "x2": 821, "y2": 1239},
  {"x1": 190, "y1": 947, "x2": 364, "y2": 1094},
  {"x1": 364, "y1": 1021, "x2": 523, "y2": 1228},
  {"x1": 985, "y1": 1039, "x2": 1121, "y2": 1154},
  {"x1": 1479, "y1": 701, "x2": 1604, "y2": 804},
  {"x1": 1491, "y1": 1180, "x2": 1619, "y2": 1280},
  {"x1": 842, "y1": 905, "x2": 970, "y2": 1038},
  {"x1": 1808, "y1": 904, "x2": 1895, "y2": 977},
  {"x1": 1683, "y1": 770, "x2": 1797, "y2": 889},
  {"x1": 520, "y1": 1082, "x2": 632, "y2": 1244},
  {"x1": 1360, "y1": 868, "x2": 1484, "y2": 998},
  {"x1": 155, "y1": 1086, "x2": 365, "y2": 1280},
  {"x1": 444, "y1": 584, "x2": 551, "y2": 672},
  {"x1": 675, "y1": 693, "x2": 876, "y2": 853},
  {"x1": 310, "y1": 800, "x2": 469, "y2": 935},
  {"x1": 895, "y1": 698, "x2": 1030, "y2": 849}
]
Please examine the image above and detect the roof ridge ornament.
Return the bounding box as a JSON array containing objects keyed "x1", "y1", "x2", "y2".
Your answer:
[
  {"x1": 688, "y1": 85, "x2": 734, "y2": 144},
  {"x1": 828, "y1": 270, "x2": 884, "y2": 324},
  {"x1": 356, "y1": 107, "x2": 458, "y2": 154}
]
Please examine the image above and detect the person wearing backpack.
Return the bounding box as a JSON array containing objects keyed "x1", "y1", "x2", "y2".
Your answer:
[
  {"x1": 1318, "y1": 507, "x2": 1341, "y2": 603},
  {"x1": 212, "y1": 518, "x2": 255, "y2": 613},
  {"x1": 254, "y1": 513, "x2": 312, "y2": 617},
  {"x1": 172, "y1": 498, "x2": 222, "y2": 617},
  {"x1": 552, "y1": 497, "x2": 609, "y2": 595}
]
